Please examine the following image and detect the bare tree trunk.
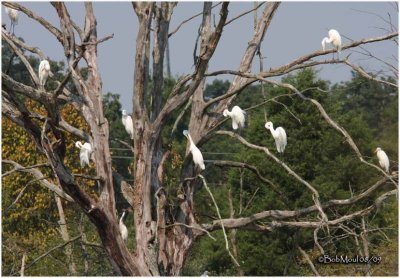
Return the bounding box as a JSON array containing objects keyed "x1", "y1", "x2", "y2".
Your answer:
[{"x1": 55, "y1": 194, "x2": 77, "y2": 275}]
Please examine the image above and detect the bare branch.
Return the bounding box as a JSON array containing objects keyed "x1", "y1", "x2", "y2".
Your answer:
[
  {"x1": 2, "y1": 73, "x2": 51, "y2": 103},
  {"x1": 113, "y1": 139, "x2": 134, "y2": 154},
  {"x1": 22, "y1": 235, "x2": 82, "y2": 274},
  {"x1": 81, "y1": 33, "x2": 114, "y2": 46},
  {"x1": 3, "y1": 2, "x2": 65, "y2": 45},
  {"x1": 344, "y1": 60, "x2": 398, "y2": 88},
  {"x1": 199, "y1": 174, "x2": 240, "y2": 267},
  {"x1": 168, "y1": 2, "x2": 221, "y2": 37},
  {"x1": 3, "y1": 160, "x2": 73, "y2": 202},
  {"x1": 271, "y1": 32, "x2": 398, "y2": 76},
  {"x1": 314, "y1": 227, "x2": 325, "y2": 255},
  {"x1": 2, "y1": 29, "x2": 40, "y2": 86},
  {"x1": 210, "y1": 160, "x2": 290, "y2": 207},
  {"x1": 224, "y1": 2, "x2": 265, "y2": 26},
  {"x1": 164, "y1": 223, "x2": 216, "y2": 241},
  {"x1": 297, "y1": 245, "x2": 320, "y2": 276},
  {"x1": 2, "y1": 163, "x2": 49, "y2": 178},
  {"x1": 203, "y1": 179, "x2": 396, "y2": 232},
  {"x1": 20, "y1": 252, "x2": 27, "y2": 276},
  {"x1": 171, "y1": 96, "x2": 192, "y2": 135}
]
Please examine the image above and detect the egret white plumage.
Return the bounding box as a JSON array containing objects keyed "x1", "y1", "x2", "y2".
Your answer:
[
  {"x1": 38, "y1": 60, "x2": 51, "y2": 88},
  {"x1": 119, "y1": 211, "x2": 128, "y2": 242},
  {"x1": 5, "y1": 7, "x2": 18, "y2": 34},
  {"x1": 375, "y1": 147, "x2": 390, "y2": 172},
  {"x1": 183, "y1": 130, "x2": 205, "y2": 170},
  {"x1": 121, "y1": 110, "x2": 134, "y2": 139},
  {"x1": 201, "y1": 270, "x2": 209, "y2": 277},
  {"x1": 75, "y1": 141, "x2": 93, "y2": 167},
  {"x1": 321, "y1": 29, "x2": 342, "y2": 55},
  {"x1": 265, "y1": 121, "x2": 287, "y2": 153},
  {"x1": 223, "y1": 106, "x2": 246, "y2": 130}
]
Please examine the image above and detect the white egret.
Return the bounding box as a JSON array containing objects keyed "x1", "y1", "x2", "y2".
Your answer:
[
  {"x1": 375, "y1": 147, "x2": 390, "y2": 172},
  {"x1": 38, "y1": 60, "x2": 51, "y2": 88},
  {"x1": 223, "y1": 106, "x2": 246, "y2": 130},
  {"x1": 121, "y1": 110, "x2": 134, "y2": 139},
  {"x1": 5, "y1": 7, "x2": 18, "y2": 34},
  {"x1": 119, "y1": 210, "x2": 128, "y2": 243},
  {"x1": 201, "y1": 270, "x2": 209, "y2": 277},
  {"x1": 183, "y1": 130, "x2": 205, "y2": 170},
  {"x1": 321, "y1": 29, "x2": 342, "y2": 54},
  {"x1": 265, "y1": 121, "x2": 287, "y2": 153},
  {"x1": 75, "y1": 141, "x2": 93, "y2": 167}
]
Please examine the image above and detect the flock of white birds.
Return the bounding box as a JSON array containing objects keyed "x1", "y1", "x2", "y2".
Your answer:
[{"x1": 5, "y1": 7, "x2": 392, "y2": 245}]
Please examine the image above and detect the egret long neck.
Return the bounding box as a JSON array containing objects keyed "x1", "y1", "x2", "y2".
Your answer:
[
  {"x1": 120, "y1": 211, "x2": 126, "y2": 224},
  {"x1": 269, "y1": 126, "x2": 278, "y2": 137},
  {"x1": 187, "y1": 134, "x2": 195, "y2": 146}
]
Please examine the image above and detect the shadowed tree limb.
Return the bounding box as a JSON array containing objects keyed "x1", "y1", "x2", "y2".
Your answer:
[
  {"x1": 201, "y1": 177, "x2": 395, "y2": 232},
  {"x1": 3, "y1": 160, "x2": 73, "y2": 202}
]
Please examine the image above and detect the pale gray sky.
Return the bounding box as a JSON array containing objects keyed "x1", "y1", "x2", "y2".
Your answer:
[{"x1": 2, "y1": 2, "x2": 398, "y2": 111}]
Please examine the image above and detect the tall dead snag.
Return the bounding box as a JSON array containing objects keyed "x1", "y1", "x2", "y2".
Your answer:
[{"x1": 2, "y1": 2, "x2": 139, "y2": 275}]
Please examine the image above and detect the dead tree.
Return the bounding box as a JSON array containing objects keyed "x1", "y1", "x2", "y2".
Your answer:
[{"x1": 1, "y1": 2, "x2": 398, "y2": 276}]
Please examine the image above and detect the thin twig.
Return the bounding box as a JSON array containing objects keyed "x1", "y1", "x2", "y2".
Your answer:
[
  {"x1": 168, "y1": 2, "x2": 222, "y2": 37},
  {"x1": 23, "y1": 235, "x2": 82, "y2": 273},
  {"x1": 171, "y1": 96, "x2": 193, "y2": 135},
  {"x1": 242, "y1": 187, "x2": 260, "y2": 213},
  {"x1": 164, "y1": 223, "x2": 216, "y2": 241},
  {"x1": 224, "y1": 2, "x2": 265, "y2": 26},
  {"x1": 198, "y1": 174, "x2": 240, "y2": 266}
]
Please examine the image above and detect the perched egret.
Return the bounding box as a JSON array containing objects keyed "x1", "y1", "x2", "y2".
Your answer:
[
  {"x1": 375, "y1": 147, "x2": 390, "y2": 172},
  {"x1": 265, "y1": 121, "x2": 287, "y2": 153},
  {"x1": 183, "y1": 130, "x2": 205, "y2": 171},
  {"x1": 119, "y1": 210, "x2": 128, "y2": 242},
  {"x1": 75, "y1": 141, "x2": 93, "y2": 167},
  {"x1": 5, "y1": 7, "x2": 18, "y2": 34},
  {"x1": 223, "y1": 106, "x2": 246, "y2": 130},
  {"x1": 38, "y1": 60, "x2": 51, "y2": 88},
  {"x1": 201, "y1": 270, "x2": 209, "y2": 277},
  {"x1": 321, "y1": 29, "x2": 342, "y2": 55},
  {"x1": 121, "y1": 110, "x2": 134, "y2": 139}
]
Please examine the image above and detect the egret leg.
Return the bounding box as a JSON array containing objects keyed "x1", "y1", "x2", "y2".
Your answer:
[{"x1": 238, "y1": 126, "x2": 244, "y2": 137}]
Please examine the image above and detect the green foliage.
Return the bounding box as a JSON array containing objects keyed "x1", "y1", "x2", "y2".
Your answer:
[{"x1": 183, "y1": 68, "x2": 398, "y2": 275}]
